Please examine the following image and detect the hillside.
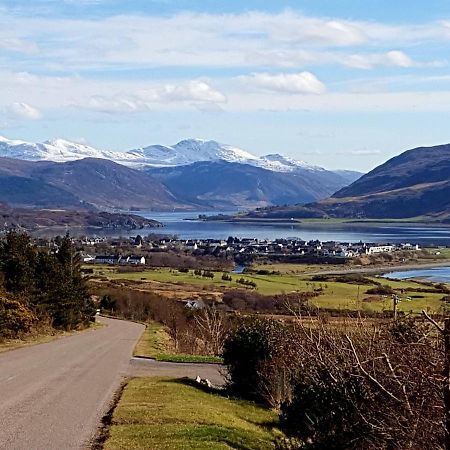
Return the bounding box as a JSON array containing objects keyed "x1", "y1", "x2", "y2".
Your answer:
[
  {"x1": 0, "y1": 157, "x2": 186, "y2": 210},
  {"x1": 244, "y1": 143, "x2": 450, "y2": 220},
  {"x1": 148, "y1": 161, "x2": 357, "y2": 209}
]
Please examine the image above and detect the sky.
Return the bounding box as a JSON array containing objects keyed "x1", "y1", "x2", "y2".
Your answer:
[{"x1": 1, "y1": 1, "x2": 450, "y2": 171}]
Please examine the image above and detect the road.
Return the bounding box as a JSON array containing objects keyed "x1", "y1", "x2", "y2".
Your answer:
[
  {"x1": 0, "y1": 317, "x2": 225, "y2": 450},
  {"x1": 0, "y1": 317, "x2": 143, "y2": 450}
]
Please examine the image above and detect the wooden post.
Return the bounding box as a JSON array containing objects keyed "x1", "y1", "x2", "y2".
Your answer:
[
  {"x1": 444, "y1": 318, "x2": 450, "y2": 450},
  {"x1": 393, "y1": 295, "x2": 398, "y2": 322}
]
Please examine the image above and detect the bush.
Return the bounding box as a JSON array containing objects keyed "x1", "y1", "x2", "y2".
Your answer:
[
  {"x1": 366, "y1": 284, "x2": 395, "y2": 296},
  {"x1": 0, "y1": 296, "x2": 36, "y2": 338},
  {"x1": 224, "y1": 316, "x2": 444, "y2": 448},
  {"x1": 222, "y1": 319, "x2": 293, "y2": 403},
  {"x1": 279, "y1": 374, "x2": 371, "y2": 450},
  {"x1": 222, "y1": 273, "x2": 232, "y2": 282}
]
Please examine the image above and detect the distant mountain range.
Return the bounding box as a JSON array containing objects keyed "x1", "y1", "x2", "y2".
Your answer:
[
  {"x1": 245, "y1": 143, "x2": 450, "y2": 221},
  {"x1": 0, "y1": 136, "x2": 361, "y2": 210},
  {"x1": 147, "y1": 161, "x2": 357, "y2": 209}
]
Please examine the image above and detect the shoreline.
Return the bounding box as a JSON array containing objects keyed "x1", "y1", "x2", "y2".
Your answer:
[
  {"x1": 305, "y1": 260, "x2": 450, "y2": 277},
  {"x1": 203, "y1": 217, "x2": 450, "y2": 227}
]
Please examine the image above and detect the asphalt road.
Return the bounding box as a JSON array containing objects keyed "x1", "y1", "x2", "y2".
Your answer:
[
  {"x1": 0, "y1": 317, "x2": 144, "y2": 450},
  {"x1": 0, "y1": 317, "x2": 226, "y2": 450}
]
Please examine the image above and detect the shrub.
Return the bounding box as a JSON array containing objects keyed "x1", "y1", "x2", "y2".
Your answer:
[
  {"x1": 279, "y1": 374, "x2": 371, "y2": 450},
  {"x1": 221, "y1": 273, "x2": 232, "y2": 282},
  {"x1": 366, "y1": 284, "x2": 395, "y2": 296},
  {"x1": 222, "y1": 319, "x2": 293, "y2": 403},
  {"x1": 0, "y1": 296, "x2": 36, "y2": 338}
]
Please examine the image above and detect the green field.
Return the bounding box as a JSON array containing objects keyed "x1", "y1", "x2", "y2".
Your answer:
[
  {"x1": 104, "y1": 377, "x2": 282, "y2": 450},
  {"x1": 134, "y1": 322, "x2": 222, "y2": 363},
  {"x1": 93, "y1": 265, "x2": 448, "y2": 314}
]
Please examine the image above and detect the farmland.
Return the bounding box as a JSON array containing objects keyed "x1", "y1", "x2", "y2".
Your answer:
[{"x1": 90, "y1": 265, "x2": 449, "y2": 314}]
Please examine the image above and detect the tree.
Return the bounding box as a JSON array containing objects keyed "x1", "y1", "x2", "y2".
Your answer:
[
  {"x1": 0, "y1": 231, "x2": 36, "y2": 298},
  {"x1": 193, "y1": 306, "x2": 227, "y2": 355},
  {"x1": 47, "y1": 235, "x2": 94, "y2": 329}
]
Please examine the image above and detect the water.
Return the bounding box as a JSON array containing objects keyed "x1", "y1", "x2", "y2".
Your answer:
[
  {"x1": 134, "y1": 211, "x2": 450, "y2": 246},
  {"x1": 384, "y1": 267, "x2": 450, "y2": 283}
]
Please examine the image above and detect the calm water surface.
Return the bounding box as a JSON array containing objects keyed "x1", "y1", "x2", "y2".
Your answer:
[
  {"x1": 136, "y1": 211, "x2": 450, "y2": 246},
  {"x1": 384, "y1": 267, "x2": 450, "y2": 283}
]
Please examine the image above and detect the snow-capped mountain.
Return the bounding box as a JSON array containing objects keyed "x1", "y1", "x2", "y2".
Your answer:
[
  {"x1": 259, "y1": 153, "x2": 323, "y2": 172},
  {"x1": 0, "y1": 135, "x2": 362, "y2": 211},
  {"x1": 0, "y1": 136, "x2": 323, "y2": 173},
  {"x1": 0, "y1": 136, "x2": 134, "y2": 163},
  {"x1": 121, "y1": 139, "x2": 322, "y2": 172}
]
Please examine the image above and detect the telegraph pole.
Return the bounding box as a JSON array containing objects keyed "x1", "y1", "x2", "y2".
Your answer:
[{"x1": 444, "y1": 318, "x2": 450, "y2": 450}]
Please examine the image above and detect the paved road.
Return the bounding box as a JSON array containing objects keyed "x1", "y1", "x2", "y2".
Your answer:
[
  {"x1": 0, "y1": 317, "x2": 226, "y2": 450},
  {"x1": 0, "y1": 317, "x2": 144, "y2": 450}
]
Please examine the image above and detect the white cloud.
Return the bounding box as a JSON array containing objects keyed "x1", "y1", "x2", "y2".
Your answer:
[
  {"x1": 344, "y1": 50, "x2": 413, "y2": 69},
  {"x1": 157, "y1": 80, "x2": 226, "y2": 103},
  {"x1": 82, "y1": 96, "x2": 149, "y2": 114},
  {"x1": 76, "y1": 80, "x2": 226, "y2": 114},
  {"x1": 6, "y1": 102, "x2": 42, "y2": 120},
  {"x1": 240, "y1": 72, "x2": 326, "y2": 94},
  {"x1": 246, "y1": 49, "x2": 440, "y2": 70},
  {"x1": 0, "y1": 10, "x2": 445, "y2": 71},
  {"x1": 0, "y1": 37, "x2": 38, "y2": 54},
  {"x1": 385, "y1": 50, "x2": 413, "y2": 67}
]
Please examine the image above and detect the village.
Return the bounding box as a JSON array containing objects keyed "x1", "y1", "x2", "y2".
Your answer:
[{"x1": 75, "y1": 234, "x2": 422, "y2": 266}]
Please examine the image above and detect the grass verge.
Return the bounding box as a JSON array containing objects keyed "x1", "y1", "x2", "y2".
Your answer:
[
  {"x1": 134, "y1": 321, "x2": 223, "y2": 364},
  {"x1": 104, "y1": 377, "x2": 282, "y2": 450},
  {"x1": 0, "y1": 320, "x2": 103, "y2": 354}
]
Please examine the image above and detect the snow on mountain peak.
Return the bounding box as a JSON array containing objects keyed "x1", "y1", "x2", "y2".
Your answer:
[
  {"x1": 260, "y1": 153, "x2": 322, "y2": 171},
  {"x1": 0, "y1": 135, "x2": 323, "y2": 173}
]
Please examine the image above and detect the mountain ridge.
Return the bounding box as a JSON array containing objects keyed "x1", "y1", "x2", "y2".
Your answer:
[{"x1": 0, "y1": 135, "x2": 353, "y2": 175}]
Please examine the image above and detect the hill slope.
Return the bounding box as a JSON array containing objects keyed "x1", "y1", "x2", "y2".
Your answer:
[
  {"x1": 0, "y1": 157, "x2": 186, "y2": 210},
  {"x1": 148, "y1": 161, "x2": 355, "y2": 209},
  {"x1": 245, "y1": 143, "x2": 450, "y2": 220}
]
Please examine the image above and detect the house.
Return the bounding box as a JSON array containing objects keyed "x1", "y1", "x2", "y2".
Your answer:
[
  {"x1": 94, "y1": 255, "x2": 122, "y2": 264},
  {"x1": 81, "y1": 253, "x2": 95, "y2": 263},
  {"x1": 366, "y1": 245, "x2": 395, "y2": 255},
  {"x1": 127, "y1": 256, "x2": 146, "y2": 265}
]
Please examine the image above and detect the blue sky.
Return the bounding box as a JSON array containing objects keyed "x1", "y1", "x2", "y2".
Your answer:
[{"x1": 1, "y1": 0, "x2": 450, "y2": 171}]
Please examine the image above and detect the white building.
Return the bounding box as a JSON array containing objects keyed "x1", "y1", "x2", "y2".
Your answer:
[{"x1": 366, "y1": 245, "x2": 395, "y2": 255}]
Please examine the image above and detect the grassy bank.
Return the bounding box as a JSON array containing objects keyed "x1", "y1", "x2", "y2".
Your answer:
[
  {"x1": 104, "y1": 377, "x2": 281, "y2": 450},
  {"x1": 0, "y1": 320, "x2": 103, "y2": 354},
  {"x1": 134, "y1": 322, "x2": 222, "y2": 363}
]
